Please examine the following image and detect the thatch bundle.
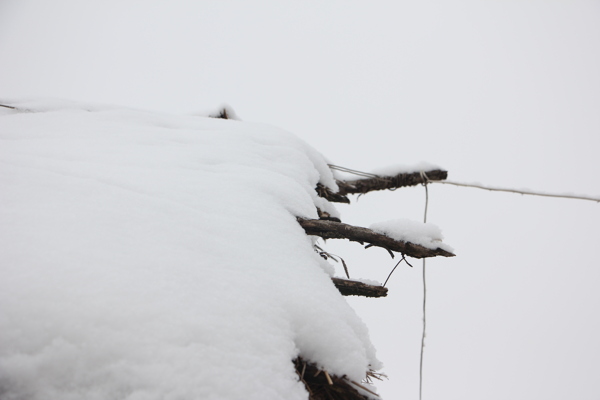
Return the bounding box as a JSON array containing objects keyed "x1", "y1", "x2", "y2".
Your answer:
[{"x1": 293, "y1": 357, "x2": 383, "y2": 400}]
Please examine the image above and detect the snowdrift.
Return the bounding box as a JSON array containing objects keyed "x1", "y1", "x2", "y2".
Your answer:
[{"x1": 0, "y1": 100, "x2": 381, "y2": 400}]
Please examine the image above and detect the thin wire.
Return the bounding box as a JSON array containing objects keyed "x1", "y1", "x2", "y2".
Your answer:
[
  {"x1": 327, "y1": 164, "x2": 383, "y2": 179},
  {"x1": 383, "y1": 258, "x2": 403, "y2": 287},
  {"x1": 383, "y1": 255, "x2": 415, "y2": 287},
  {"x1": 433, "y1": 180, "x2": 600, "y2": 203},
  {"x1": 419, "y1": 177, "x2": 429, "y2": 400},
  {"x1": 421, "y1": 173, "x2": 429, "y2": 223}
]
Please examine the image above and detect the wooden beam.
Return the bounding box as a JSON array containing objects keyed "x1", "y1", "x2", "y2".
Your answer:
[
  {"x1": 331, "y1": 278, "x2": 388, "y2": 298},
  {"x1": 316, "y1": 183, "x2": 350, "y2": 204},
  {"x1": 336, "y1": 169, "x2": 448, "y2": 196},
  {"x1": 298, "y1": 218, "x2": 454, "y2": 259},
  {"x1": 316, "y1": 169, "x2": 448, "y2": 202}
]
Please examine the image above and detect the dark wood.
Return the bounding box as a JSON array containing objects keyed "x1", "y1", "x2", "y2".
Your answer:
[
  {"x1": 316, "y1": 183, "x2": 350, "y2": 204},
  {"x1": 331, "y1": 278, "x2": 388, "y2": 298},
  {"x1": 336, "y1": 169, "x2": 448, "y2": 196},
  {"x1": 298, "y1": 218, "x2": 455, "y2": 259},
  {"x1": 208, "y1": 106, "x2": 235, "y2": 120},
  {"x1": 293, "y1": 357, "x2": 373, "y2": 400},
  {"x1": 317, "y1": 208, "x2": 341, "y2": 222}
]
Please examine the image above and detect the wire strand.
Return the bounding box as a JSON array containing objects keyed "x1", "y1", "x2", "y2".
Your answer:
[
  {"x1": 383, "y1": 258, "x2": 403, "y2": 288},
  {"x1": 433, "y1": 180, "x2": 600, "y2": 202},
  {"x1": 419, "y1": 181, "x2": 429, "y2": 400},
  {"x1": 327, "y1": 164, "x2": 383, "y2": 179}
]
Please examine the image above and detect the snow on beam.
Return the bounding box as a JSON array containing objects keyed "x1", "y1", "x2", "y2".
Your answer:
[
  {"x1": 331, "y1": 278, "x2": 388, "y2": 298},
  {"x1": 297, "y1": 218, "x2": 455, "y2": 259},
  {"x1": 337, "y1": 169, "x2": 448, "y2": 196}
]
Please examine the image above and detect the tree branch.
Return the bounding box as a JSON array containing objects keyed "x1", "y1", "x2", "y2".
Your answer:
[
  {"x1": 331, "y1": 278, "x2": 388, "y2": 298},
  {"x1": 298, "y1": 218, "x2": 455, "y2": 259}
]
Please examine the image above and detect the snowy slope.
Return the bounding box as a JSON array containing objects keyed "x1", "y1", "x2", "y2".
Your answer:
[{"x1": 0, "y1": 100, "x2": 381, "y2": 400}]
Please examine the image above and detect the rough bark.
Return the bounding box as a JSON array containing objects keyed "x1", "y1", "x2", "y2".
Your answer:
[
  {"x1": 336, "y1": 169, "x2": 448, "y2": 196},
  {"x1": 298, "y1": 218, "x2": 455, "y2": 259},
  {"x1": 317, "y1": 208, "x2": 341, "y2": 222},
  {"x1": 316, "y1": 183, "x2": 350, "y2": 204},
  {"x1": 316, "y1": 170, "x2": 447, "y2": 202},
  {"x1": 331, "y1": 278, "x2": 388, "y2": 298},
  {"x1": 293, "y1": 357, "x2": 375, "y2": 400}
]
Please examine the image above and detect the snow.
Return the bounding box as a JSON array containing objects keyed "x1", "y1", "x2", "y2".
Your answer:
[
  {"x1": 370, "y1": 162, "x2": 443, "y2": 177},
  {"x1": 369, "y1": 219, "x2": 454, "y2": 252},
  {"x1": 0, "y1": 99, "x2": 380, "y2": 400}
]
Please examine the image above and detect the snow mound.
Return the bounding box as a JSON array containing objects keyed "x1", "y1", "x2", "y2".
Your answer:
[
  {"x1": 0, "y1": 100, "x2": 380, "y2": 400},
  {"x1": 370, "y1": 218, "x2": 454, "y2": 252}
]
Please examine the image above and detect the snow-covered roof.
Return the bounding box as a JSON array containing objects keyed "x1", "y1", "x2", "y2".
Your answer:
[{"x1": 0, "y1": 99, "x2": 381, "y2": 400}]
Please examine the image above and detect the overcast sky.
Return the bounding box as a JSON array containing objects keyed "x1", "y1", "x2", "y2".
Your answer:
[{"x1": 1, "y1": 1, "x2": 599, "y2": 399}]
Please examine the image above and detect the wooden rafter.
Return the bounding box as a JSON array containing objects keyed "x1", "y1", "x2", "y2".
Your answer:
[
  {"x1": 316, "y1": 183, "x2": 350, "y2": 204},
  {"x1": 331, "y1": 278, "x2": 388, "y2": 298},
  {"x1": 298, "y1": 218, "x2": 454, "y2": 259},
  {"x1": 317, "y1": 169, "x2": 448, "y2": 203}
]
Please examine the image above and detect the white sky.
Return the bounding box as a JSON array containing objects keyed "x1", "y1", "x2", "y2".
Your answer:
[{"x1": 1, "y1": 1, "x2": 599, "y2": 399}]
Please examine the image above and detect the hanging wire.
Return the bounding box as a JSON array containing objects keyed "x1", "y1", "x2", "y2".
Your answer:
[
  {"x1": 382, "y1": 254, "x2": 414, "y2": 287},
  {"x1": 419, "y1": 177, "x2": 429, "y2": 400}
]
